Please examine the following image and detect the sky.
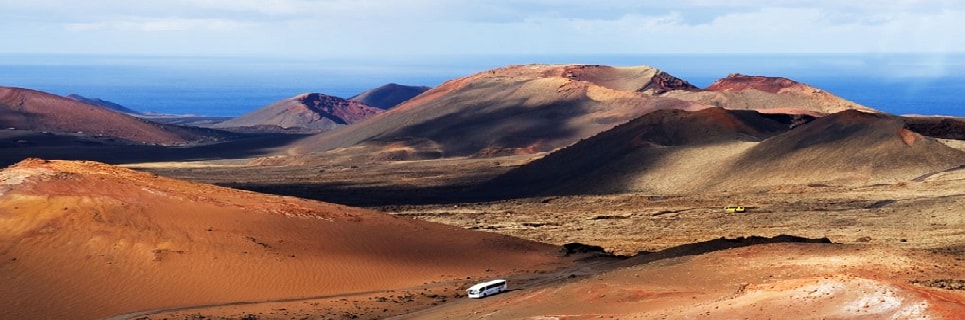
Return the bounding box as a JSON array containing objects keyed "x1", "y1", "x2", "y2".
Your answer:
[{"x1": 2, "y1": 0, "x2": 965, "y2": 58}]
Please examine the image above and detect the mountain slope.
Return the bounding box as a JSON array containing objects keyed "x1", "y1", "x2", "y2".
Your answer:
[
  {"x1": 65, "y1": 94, "x2": 142, "y2": 115},
  {"x1": 482, "y1": 108, "x2": 809, "y2": 196},
  {"x1": 282, "y1": 65, "x2": 878, "y2": 161},
  {"x1": 484, "y1": 109, "x2": 964, "y2": 196},
  {"x1": 0, "y1": 86, "x2": 208, "y2": 145},
  {"x1": 664, "y1": 74, "x2": 875, "y2": 115},
  {"x1": 287, "y1": 64, "x2": 705, "y2": 158},
  {"x1": 0, "y1": 159, "x2": 559, "y2": 319},
  {"x1": 350, "y1": 83, "x2": 431, "y2": 109},
  {"x1": 724, "y1": 110, "x2": 965, "y2": 187},
  {"x1": 213, "y1": 93, "x2": 383, "y2": 132}
]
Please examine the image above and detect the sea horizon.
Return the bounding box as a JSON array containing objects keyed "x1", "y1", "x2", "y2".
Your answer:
[{"x1": 1, "y1": 53, "x2": 962, "y2": 117}]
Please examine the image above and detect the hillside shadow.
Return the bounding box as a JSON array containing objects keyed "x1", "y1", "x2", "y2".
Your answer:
[
  {"x1": 472, "y1": 108, "x2": 806, "y2": 199},
  {"x1": 0, "y1": 132, "x2": 312, "y2": 167},
  {"x1": 547, "y1": 235, "x2": 834, "y2": 279},
  {"x1": 617, "y1": 235, "x2": 833, "y2": 267},
  {"x1": 380, "y1": 99, "x2": 588, "y2": 157},
  {"x1": 222, "y1": 181, "x2": 489, "y2": 207}
]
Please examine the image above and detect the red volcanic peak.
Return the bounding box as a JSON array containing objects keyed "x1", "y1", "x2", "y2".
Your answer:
[
  {"x1": 705, "y1": 73, "x2": 806, "y2": 94},
  {"x1": 214, "y1": 93, "x2": 383, "y2": 132},
  {"x1": 295, "y1": 93, "x2": 381, "y2": 124}
]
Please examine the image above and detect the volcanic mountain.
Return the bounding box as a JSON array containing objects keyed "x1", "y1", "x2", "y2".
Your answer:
[
  {"x1": 282, "y1": 65, "x2": 876, "y2": 161},
  {"x1": 213, "y1": 93, "x2": 384, "y2": 132},
  {"x1": 65, "y1": 94, "x2": 142, "y2": 115},
  {"x1": 0, "y1": 159, "x2": 560, "y2": 319},
  {"x1": 485, "y1": 108, "x2": 965, "y2": 196},
  {"x1": 664, "y1": 73, "x2": 875, "y2": 115},
  {"x1": 0, "y1": 86, "x2": 209, "y2": 145},
  {"x1": 350, "y1": 83, "x2": 431, "y2": 109},
  {"x1": 286, "y1": 64, "x2": 706, "y2": 159}
]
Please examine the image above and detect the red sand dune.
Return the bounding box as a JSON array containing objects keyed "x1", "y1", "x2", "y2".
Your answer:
[
  {"x1": 0, "y1": 159, "x2": 562, "y2": 319},
  {"x1": 213, "y1": 93, "x2": 383, "y2": 132},
  {"x1": 0, "y1": 86, "x2": 208, "y2": 145}
]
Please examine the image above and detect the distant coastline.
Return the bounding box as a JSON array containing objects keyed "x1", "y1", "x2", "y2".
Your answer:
[{"x1": 1, "y1": 53, "x2": 962, "y2": 117}]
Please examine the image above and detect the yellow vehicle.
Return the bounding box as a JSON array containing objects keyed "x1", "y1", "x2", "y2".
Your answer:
[{"x1": 724, "y1": 206, "x2": 746, "y2": 213}]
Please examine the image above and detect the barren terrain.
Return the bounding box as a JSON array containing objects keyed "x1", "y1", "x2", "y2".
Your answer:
[
  {"x1": 129, "y1": 140, "x2": 965, "y2": 318},
  {"x1": 1, "y1": 66, "x2": 963, "y2": 319}
]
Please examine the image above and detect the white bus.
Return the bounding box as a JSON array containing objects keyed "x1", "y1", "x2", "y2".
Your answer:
[{"x1": 466, "y1": 279, "x2": 508, "y2": 298}]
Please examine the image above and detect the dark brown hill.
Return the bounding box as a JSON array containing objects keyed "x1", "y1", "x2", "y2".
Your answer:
[
  {"x1": 726, "y1": 110, "x2": 965, "y2": 187},
  {"x1": 65, "y1": 94, "x2": 141, "y2": 115},
  {"x1": 902, "y1": 116, "x2": 965, "y2": 140},
  {"x1": 213, "y1": 93, "x2": 383, "y2": 132},
  {"x1": 349, "y1": 83, "x2": 431, "y2": 109},
  {"x1": 0, "y1": 86, "x2": 209, "y2": 145},
  {"x1": 481, "y1": 108, "x2": 809, "y2": 197},
  {"x1": 285, "y1": 64, "x2": 706, "y2": 159},
  {"x1": 482, "y1": 109, "x2": 963, "y2": 196}
]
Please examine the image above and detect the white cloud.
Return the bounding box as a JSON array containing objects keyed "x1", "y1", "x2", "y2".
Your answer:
[
  {"x1": 2, "y1": 0, "x2": 965, "y2": 56},
  {"x1": 65, "y1": 17, "x2": 253, "y2": 32}
]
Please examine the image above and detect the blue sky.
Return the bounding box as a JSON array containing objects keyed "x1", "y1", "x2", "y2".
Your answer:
[{"x1": 2, "y1": 0, "x2": 964, "y2": 58}]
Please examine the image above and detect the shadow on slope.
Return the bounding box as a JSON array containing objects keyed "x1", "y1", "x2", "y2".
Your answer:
[
  {"x1": 478, "y1": 108, "x2": 806, "y2": 198},
  {"x1": 619, "y1": 234, "x2": 833, "y2": 266},
  {"x1": 726, "y1": 110, "x2": 965, "y2": 187},
  {"x1": 288, "y1": 64, "x2": 701, "y2": 158},
  {"x1": 382, "y1": 99, "x2": 588, "y2": 157},
  {"x1": 0, "y1": 132, "x2": 311, "y2": 167},
  {"x1": 0, "y1": 159, "x2": 560, "y2": 319},
  {"x1": 902, "y1": 116, "x2": 965, "y2": 140},
  {"x1": 479, "y1": 109, "x2": 965, "y2": 198}
]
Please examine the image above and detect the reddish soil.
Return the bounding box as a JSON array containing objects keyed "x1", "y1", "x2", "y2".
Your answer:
[
  {"x1": 0, "y1": 86, "x2": 211, "y2": 145},
  {"x1": 286, "y1": 64, "x2": 707, "y2": 158},
  {"x1": 2, "y1": 64, "x2": 962, "y2": 319},
  {"x1": 705, "y1": 73, "x2": 809, "y2": 94},
  {"x1": 0, "y1": 159, "x2": 565, "y2": 319}
]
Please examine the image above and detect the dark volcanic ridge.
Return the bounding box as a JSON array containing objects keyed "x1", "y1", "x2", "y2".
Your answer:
[
  {"x1": 350, "y1": 83, "x2": 431, "y2": 110},
  {"x1": 213, "y1": 93, "x2": 383, "y2": 133},
  {"x1": 65, "y1": 94, "x2": 142, "y2": 115}
]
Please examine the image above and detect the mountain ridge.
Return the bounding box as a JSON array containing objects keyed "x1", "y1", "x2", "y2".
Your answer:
[
  {"x1": 281, "y1": 64, "x2": 876, "y2": 161},
  {"x1": 213, "y1": 93, "x2": 383, "y2": 132},
  {"x1": 0, "y1": 86, "x2": 213, "y2": 145}
]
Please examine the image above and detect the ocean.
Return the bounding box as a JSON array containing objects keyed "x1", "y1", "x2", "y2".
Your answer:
[{"x1": 1, "y1": 54, "x2": 963, "y2": 117}]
